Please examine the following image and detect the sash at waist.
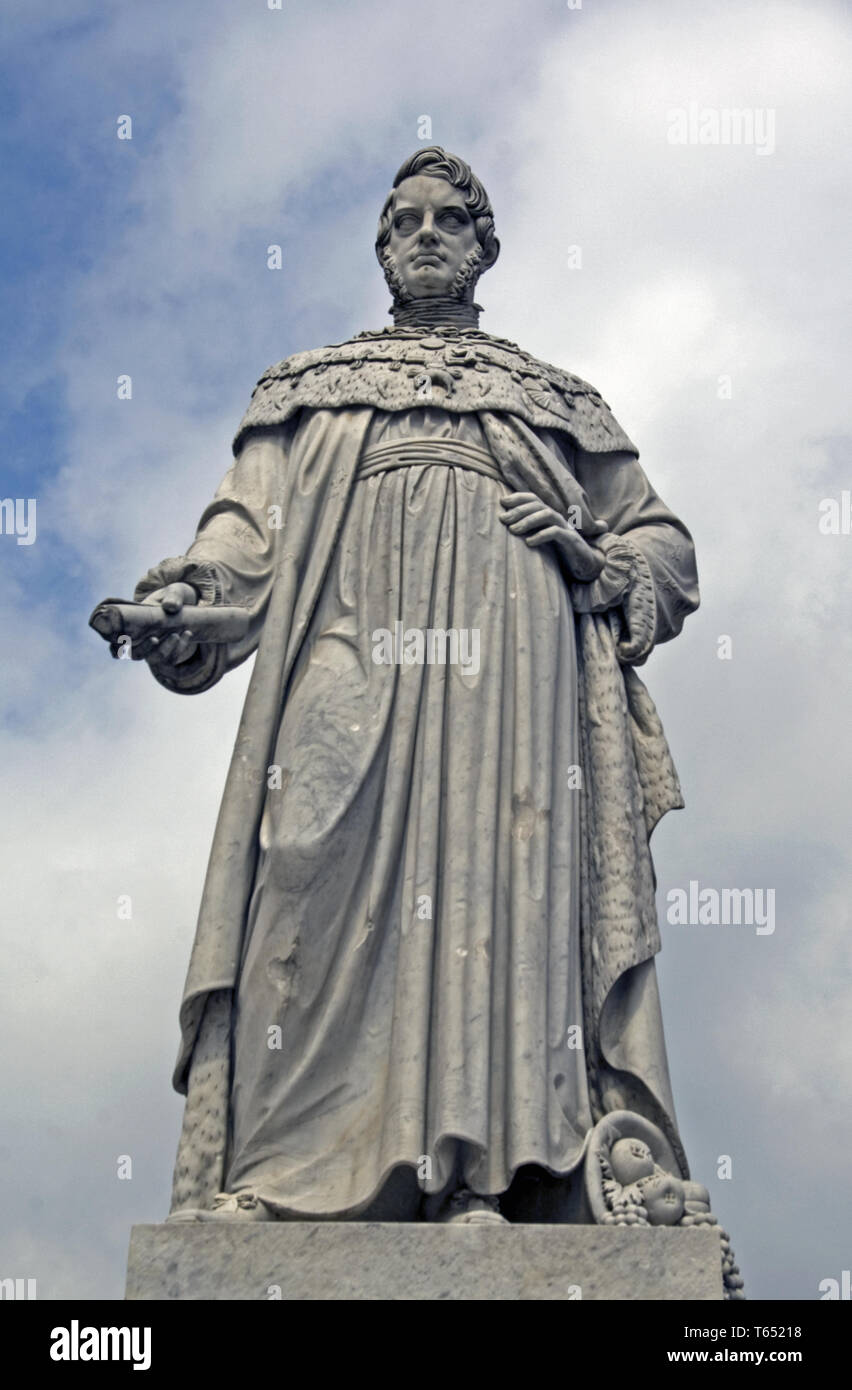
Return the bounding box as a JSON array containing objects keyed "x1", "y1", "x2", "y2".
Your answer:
[{"x1": 357, "y1": 436, "x2": 504, "y2": 483}]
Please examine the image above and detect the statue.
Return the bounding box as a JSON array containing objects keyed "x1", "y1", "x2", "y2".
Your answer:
[{"x1": 94, "y1": 149, "x2": 724, "y2": 1259}]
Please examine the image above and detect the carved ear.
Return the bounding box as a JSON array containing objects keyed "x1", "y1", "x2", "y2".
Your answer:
[{"x1": 481, "y1": 237, "x2": 500, "y2": 271}]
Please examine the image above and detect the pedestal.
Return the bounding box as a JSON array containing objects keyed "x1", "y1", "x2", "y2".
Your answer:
[{"x1": 125, "y1": 1222, "x2": 724, "y2": 1300}]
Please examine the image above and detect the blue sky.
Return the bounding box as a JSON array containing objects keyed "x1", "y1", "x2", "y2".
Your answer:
[{"x1": 1, "y1": 0, "x2": 850, "y2": 1300}]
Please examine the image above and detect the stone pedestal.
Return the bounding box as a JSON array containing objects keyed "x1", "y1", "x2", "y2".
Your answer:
[{"x1": 125, "y1": 1223, "x2": 723, "y2": 1300}]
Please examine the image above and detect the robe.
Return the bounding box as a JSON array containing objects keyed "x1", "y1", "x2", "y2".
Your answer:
[{"x1": 134, "y1": 391, "x2": 699, "y2": 1220}]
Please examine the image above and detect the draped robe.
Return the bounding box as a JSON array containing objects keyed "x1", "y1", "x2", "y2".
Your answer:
[{"x1": 135, "y1": 347, "x2": 700, "y2": 1221}]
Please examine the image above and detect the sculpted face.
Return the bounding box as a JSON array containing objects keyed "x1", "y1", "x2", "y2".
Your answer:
[{"x1": 388, "y1": 175, "x2": 483, "y2": 300}]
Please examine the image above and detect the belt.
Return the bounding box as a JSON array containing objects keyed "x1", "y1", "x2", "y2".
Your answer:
[{"x1": 357, "y1": 437, "x2": 503, "y2": 483}]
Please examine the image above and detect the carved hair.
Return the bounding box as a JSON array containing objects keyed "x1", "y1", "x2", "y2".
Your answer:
[{"x1": 375, "y1": 146, "x2": 499, "y2": 269}]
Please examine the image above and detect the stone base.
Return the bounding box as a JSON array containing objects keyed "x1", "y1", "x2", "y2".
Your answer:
[{"x1": 126, "y1": 1223, "x2": 723, "y2": 1300}]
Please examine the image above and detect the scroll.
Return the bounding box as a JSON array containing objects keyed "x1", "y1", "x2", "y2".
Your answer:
[{"x1": 89, "y1": 599, "x2": 251, "y2": 645}]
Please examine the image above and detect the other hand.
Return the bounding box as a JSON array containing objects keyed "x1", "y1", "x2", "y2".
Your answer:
[{"x1": 498, "y1": 493, "x2": 606, "y2": 582}]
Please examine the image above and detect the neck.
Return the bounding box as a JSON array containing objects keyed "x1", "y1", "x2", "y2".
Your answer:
[{"x1": 391, "y1": 297, "x2": 482, "y2": 330}]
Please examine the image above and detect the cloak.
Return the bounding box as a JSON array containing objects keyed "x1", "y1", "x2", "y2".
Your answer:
[{"x1": 134, "y1": 327, "x2": 700, "y2": 1212}]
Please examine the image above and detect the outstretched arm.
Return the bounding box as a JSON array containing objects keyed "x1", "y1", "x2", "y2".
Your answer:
[{"x1": 131, "y1": 426, "x2": 292, "y2": 694}]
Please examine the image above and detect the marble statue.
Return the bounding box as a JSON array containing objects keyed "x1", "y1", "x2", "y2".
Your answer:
[{"x1": 94, "y1": 148, "x2": 712, "y2": 1239}]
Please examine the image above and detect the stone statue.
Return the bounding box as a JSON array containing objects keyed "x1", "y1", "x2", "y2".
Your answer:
[{"x1": 94, "y1": 148, "x2": 713, "y2": 1243}]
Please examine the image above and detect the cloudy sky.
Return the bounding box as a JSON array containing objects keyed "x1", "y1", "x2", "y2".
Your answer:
[{"x1": 1, "y1": 0, "x2": 849, "y2": 1300}]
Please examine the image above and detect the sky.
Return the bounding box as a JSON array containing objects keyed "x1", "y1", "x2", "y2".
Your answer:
[{"x1": 1, "y1": 0, "x2": 849, "y2": 1301}]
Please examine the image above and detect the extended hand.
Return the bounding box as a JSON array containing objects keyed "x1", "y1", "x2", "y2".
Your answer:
[
  {"x1": 498, "y1": 493, "x2": 606, "y2": 582},
  {"x1": 133, "y1": 581, "x2": 199, "y2": 664}
]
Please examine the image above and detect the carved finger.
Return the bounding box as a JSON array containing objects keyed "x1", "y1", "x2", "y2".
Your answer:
[
  {"x1": 523, "y1": 525, "x2": 566, "y2": 547},
  {"x1": 150, "y1": 633, "x2": 183, "y2": 664},
  {"x1": 172, "y1": 630, "x2": 200, "y2": 664},
  {"x1": 123, "y1": 633, "x2": 159, "y2": 661},
  {"x1": 499, "y1": 499, "x2": 547, "y2": 525},
  {"x1": 509, "y1": 509, "x2": 561, "y2": 536},
  {"x1": 499, "y1": 491, "x2": 540, "y2": 508}
]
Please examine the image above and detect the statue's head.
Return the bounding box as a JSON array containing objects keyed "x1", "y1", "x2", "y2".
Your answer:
[{"x1": 375, "y1": 147, "x2": 500, "y2": 321}]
